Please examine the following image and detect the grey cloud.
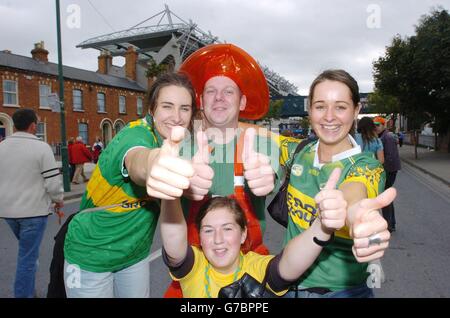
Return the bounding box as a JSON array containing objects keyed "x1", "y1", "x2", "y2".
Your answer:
[{"x1": 1, "y1": 0, "x2": 448, "y2": 95}]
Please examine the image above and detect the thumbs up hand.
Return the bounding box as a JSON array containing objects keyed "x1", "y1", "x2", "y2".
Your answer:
[
  {"x1": 242, "y1": 128, "x2": 275, "y2": 196},
  {"x1": 146, "y1": 126, "x2": 194, "y2": 200},
  {"x1": 314, "y1": 168, "x2": 347, "y2": 232},
  {"x1": 350, "y1": 188, "x2": 396, "y2": 262},
  {"x1": 184, "y1": 130, "x2": 214, "y2": 201}
]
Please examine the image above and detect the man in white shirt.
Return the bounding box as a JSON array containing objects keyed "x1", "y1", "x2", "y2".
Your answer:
[{"x1": 0, "y1": 108, "x2": 64, "y2": 298}]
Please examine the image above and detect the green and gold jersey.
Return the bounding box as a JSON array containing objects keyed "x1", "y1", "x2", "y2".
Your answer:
[
  {"x1": 282, "y1": 136, "x2": 385, "y2": 291},
  {"x1": 64, "y1": 115, "x2": 162, "y2": 273},
  {"x1": 172, "y1": 246, "x2": 278, "y2": 298}
]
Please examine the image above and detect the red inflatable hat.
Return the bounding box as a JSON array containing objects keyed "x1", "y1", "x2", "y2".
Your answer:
[{"x1": 179, "y1": 44, "x2": 269, "y2": 120}]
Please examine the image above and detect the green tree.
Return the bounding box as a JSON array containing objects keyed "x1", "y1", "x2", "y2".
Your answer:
[
  {"x1": 367, "y1": 90, "x2": 400, "y2": 115},
  {"x1": 298, "y1": 117, "x2": 310, "y2": 132},
  {"x1": 373, "y1": 8, "x2": 450, "y2": 151},
  {"x1": 412, "y1": 9, "x2": 450, "y2": 135},
  {"x1": 145, "y1": 57, "x2": 167, "y2": 79},
  {"x1": 264, "y1": 99, "x2": 283, "y2": 119}
]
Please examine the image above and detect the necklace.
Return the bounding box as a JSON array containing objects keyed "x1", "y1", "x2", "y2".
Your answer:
[{"x1": 204, "y1": 253, "x2": 243, "y2": 298}]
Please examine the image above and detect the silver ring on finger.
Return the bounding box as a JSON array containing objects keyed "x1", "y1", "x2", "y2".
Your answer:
[{"x1": 368, "y1": 233, "x2": 382, "y2": 247}]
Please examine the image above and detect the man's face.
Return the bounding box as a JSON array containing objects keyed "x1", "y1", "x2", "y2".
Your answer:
[
  {"x1": 375, "y1": 122, "x2": 384, "y2": 134},
  {"x1": 200, "y1": 76, "x2": 246, "y2": 129}
]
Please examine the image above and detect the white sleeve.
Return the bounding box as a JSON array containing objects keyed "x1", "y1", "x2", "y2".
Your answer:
[
  {"x1": 41, "y1": 144, "x2": 64, "y2": 203},
  {"x1": 121, "y1": 146, "x2": 147, "y2": 178}
]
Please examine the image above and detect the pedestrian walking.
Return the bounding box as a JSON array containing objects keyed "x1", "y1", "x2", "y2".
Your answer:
[
  {"x1": 91, "y1": 136, "x2": 104, "y2": 164},
  {"x1": 398, "y1": 131, "x2": 404, "y2": 147},
  {"x1": 0, "y1": 108, "x2": 64, "y2": 298},
  {"x1": 67, "y1": 137, "x2": 76, "y2": 181},
  {"x1": 355, "y1": 116, "x2": 384, "y2": 164},
  {"x1": 374, "y1": 116, "x2": 401, "y2": 232},
  {"x1": 71, "y1": 136, "x2": 91, "y2": 184}
]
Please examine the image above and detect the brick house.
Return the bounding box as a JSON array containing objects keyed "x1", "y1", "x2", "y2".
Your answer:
[{"x1": 0, "y1": 42, "x2": 147, "y2": 149}]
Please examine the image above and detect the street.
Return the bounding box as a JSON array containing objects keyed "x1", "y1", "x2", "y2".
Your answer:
[
  {"x1": 374, "y1": 164, "x2": 450, "y2": 297},
  {"x1": 1, "y1": 161, "x2": 449, "y2": 298}
]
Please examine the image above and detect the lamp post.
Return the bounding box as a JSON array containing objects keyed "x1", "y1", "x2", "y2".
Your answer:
[{"x1": 55, "y1": 0, "x2": 70, "y2": 192}]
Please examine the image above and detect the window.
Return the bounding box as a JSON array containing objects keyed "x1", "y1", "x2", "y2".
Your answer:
[
  {"x1": 3, "y1": 80, "x2": 18, "y2": 105},
  {"x1": 73, "y1": 89, "x2": 83, "y2": 111},
  {"x1": 39, "y1": 84, "x2": 51, "y2": 108},
  {"x1": 78, "y1": 123, "x2": 88, "y2": 144},
  {"x1": 97, "y1": 92, "x2": 106, "y2": 112},
  {"x1": 119, "y1": 95, "x2": 126, "y2": 114},
  {"x1": 137, "y1": 97, "x2": 143, "y2": 116},
  {"x1": 0, "y1": 119, "x2": 5, "y2": 141},
  {"x1": 36, "y1": 122, "x2": 46, "y2": 141},
  {"x1": 114, "y1": 121, "x2": 124, "y2": 134}
]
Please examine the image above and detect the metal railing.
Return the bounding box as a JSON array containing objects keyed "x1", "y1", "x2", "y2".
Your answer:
[{"x1": 404, "y1": 132, "x2": 435, "y2": 148}]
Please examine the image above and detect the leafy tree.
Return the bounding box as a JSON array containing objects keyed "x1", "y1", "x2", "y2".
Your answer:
[
  {"x1": 412, "y1": 9, "x2": 450, "y2": 134},
  {"x1": 298, "y1": 117, "x2": 310, "y2": 132},
  {"x1": 145, "y1": 56, "x2": 167, "y2": 79},
  {"x1": 264, "y1": 99, "x2": 283, "y2": 119},
  {"x1": 373, "y1": 8, "x2": 450, "y2": 151},
  {"x1": 367, "y1": 90, "x2": 400, "y2": 115}
]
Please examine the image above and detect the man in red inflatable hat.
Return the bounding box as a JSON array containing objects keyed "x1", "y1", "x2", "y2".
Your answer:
[{"x1": 164, "y1": 43, "x2": 283, "y2": 297}]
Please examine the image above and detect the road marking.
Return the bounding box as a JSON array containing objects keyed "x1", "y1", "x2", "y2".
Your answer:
[{"x1": 149, "y1": 248, "x2": 162, "y2": 263}]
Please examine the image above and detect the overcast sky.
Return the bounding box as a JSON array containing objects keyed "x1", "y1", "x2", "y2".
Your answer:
[{"x1": 1, "y1": 0, "x2": 448, "y2": 94}]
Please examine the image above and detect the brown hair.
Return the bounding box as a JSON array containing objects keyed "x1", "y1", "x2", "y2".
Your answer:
[
  {"x1": 195, "y1": 197, "x2": 247, "y2": 232},
  {"x1": 308, "y1": 69, "x2": 360, "y2": 135},
  {"x1": 357, "y1": 116, "x2": 378, "y2": 148},
  {"x1": 146, "y1": 72, "x2": 197, "y2": 129},
  {"x1": 308, "y1": 69, "x2": 360, "y2": 107}
]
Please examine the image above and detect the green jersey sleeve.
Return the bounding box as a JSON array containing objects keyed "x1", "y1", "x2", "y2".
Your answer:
[{"x1": 342, "y1": 155, "x2": 386, "y2": 198}]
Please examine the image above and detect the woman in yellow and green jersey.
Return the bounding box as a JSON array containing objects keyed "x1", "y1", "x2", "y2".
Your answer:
[
  {"x1": 63, "y1": 73, "x2": 196, "y2": 297},
  {"x1": 160, "y1": 187, "x2": 346, "y2": 298},
  {"x1": 282, "y1": 69, "x2": 396, "y2": 298}
]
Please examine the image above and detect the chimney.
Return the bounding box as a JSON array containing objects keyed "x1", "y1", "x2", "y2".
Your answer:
[
  {"x1": 31, "y1": 41, "x2": 49, "y2": 62},
  {"x1": 125, "y1": 46, "x2": 138, "y2": 81},
  {"x1": 98, "y1": 50, "x2": 112, "y2": 74}
]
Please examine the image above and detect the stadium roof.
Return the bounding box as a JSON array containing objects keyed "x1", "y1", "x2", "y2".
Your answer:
[
  {"x1": 77, "y1": 5, "x2": 298, "y2": 97},
  {"x1": 279, "y1": 95, "x2": 308, "y2": 117}
]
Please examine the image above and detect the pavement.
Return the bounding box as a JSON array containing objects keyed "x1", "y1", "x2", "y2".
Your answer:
[
  {"x1": 59, "y1": 144, "x2": 450, "y2": 202},
  {"x1": 398, "y1": 144, "x2": 450, "y2": 187},
  {"x1": 58, "y1": 162, "x2": 96, "y2": 201}
]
